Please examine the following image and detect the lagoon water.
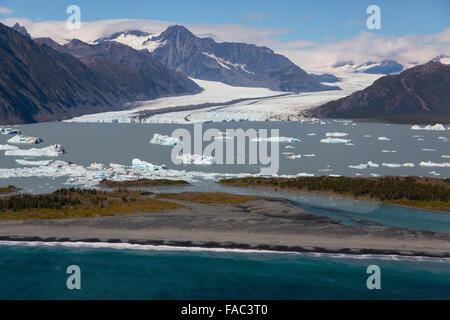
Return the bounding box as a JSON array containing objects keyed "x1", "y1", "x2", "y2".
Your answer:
[{"x1": 0, "y1": 121, "x2": 449, "y2": 299}]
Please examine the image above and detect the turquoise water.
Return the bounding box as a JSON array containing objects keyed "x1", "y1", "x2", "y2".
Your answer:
[{"x1": 0, "y1": 243, "x2": 448, "y2": 300}]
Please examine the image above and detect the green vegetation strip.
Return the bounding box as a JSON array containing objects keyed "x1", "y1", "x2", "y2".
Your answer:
[
  {"x1": 98, "y1": 178, "x2": 189, "y2": 188},
  {"x1": 220, "y1": 176, "x2": 450, "y2": 211},
  {"x1": 0, "y1": 188, "x2": 183, "y2": 221},
  {"x1": 0, "y1": 186, "x2": 19, "y2": 194},
  {"x1": 157, "y1": 192, "x2": 259, "y2": 205}
]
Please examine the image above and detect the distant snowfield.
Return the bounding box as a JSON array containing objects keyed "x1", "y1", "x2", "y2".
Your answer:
[{"x1": 67, "y1": 73, "x2": 381, "y2": 124}]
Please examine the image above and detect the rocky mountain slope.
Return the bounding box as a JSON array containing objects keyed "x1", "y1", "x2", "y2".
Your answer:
[{"x1": 307, "y1": 62, "x2": 450, "y2": 123}]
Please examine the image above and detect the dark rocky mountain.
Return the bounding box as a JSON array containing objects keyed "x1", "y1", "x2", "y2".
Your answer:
[
  {"x1": 307, "y1": 62, "x2": 450, "y2": 123},
  {"x1": 37, "y1": 38, "x2": 201, "y2": 101},
  {"x1": 0, "y1": 23, "x2": 200, "y2": 124},
  {"x1": 332, "y1": 60, "x2": 403, "y2": 74},
  {"x1": 12, "y1": 23, "x2": 31, "y2": 38},
  {"x1": 106, "y1": 25, "x2": 339, "y2": 92}
]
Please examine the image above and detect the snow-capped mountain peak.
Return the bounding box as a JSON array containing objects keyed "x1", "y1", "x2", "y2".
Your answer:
[{"x1": 431, "y1": 55, "x2": 450, "y2": 65}]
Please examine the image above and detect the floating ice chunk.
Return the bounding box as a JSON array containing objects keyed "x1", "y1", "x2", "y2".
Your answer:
[
  {"x1": 149, "y1": 134, "x2": 180, "y2": 146},
  {"x1": 417, "y1": 138, "x2": 425, "y2": 141},
  {"x1": 285, "y1": 145, "x2": 295, "y2": 149},
  {"x1": 377, "y1": 137, "x2": 391, "y2": 141},
  {"x1": 381, "y1": 163, "x2": 415, "y2": 168},
  {"x1": 4, "y1": 144, "x2": 65, "y2": 157},
  {"x1": 304, "y1": 154, "x2": 316, "y2": 157},
  {"x1": 349, "y1": 161, "x2": 380, "y2": 170},
  {"x1": 251, "y1": 137, "x2": 300, "y2": 143},
  {"x1": 363, "y1": 135, "x2": 372, "y2": 138},
  {"x1": 419, "y1": 161, "x2": 450, "y2": 168},
  {"x1": 283, "y1": 153, "x2": 302, "y2": 160},
  {"x1": 442, "y1": 155, "x2": 450, "y2": 159},
  {"x1": 429, "y1": 171, "x2": 440, "y2": 176},
  {"x1": 8, "y1": 135, "x2": 43, "y2": 144},
  {"x1": 320, "y1": 137, "x2": 353, "y2": 144},
  {"x1": 422, "y1": 148, "x2": 436, "y2": 152},
  {"x1": 326, "y1": 132, "x2": 349, "y2": 137},
  {"x1": 16, "y1": 159, "x2": 54, "y2": 166},
  {"x1": 0, "y1": 144, "x2": 19, "y2": 150},
  {"x1": 345, "y1": 143, "x2": 354, "y2": 146},
  {"x1": 0, "y1": 127, "x2": 22, "y2": 135},
  {"x1": 370, "y1": 173, "x2": 380, "y2": 177},
  {"x1": 438, "y1": 137, "x2": 447, "y2": 140},
  {"x1": 382, "y1": 150, "x2": 397, "y2": 153},
  {"x1": 293, "y1": 172, "x2": 314, "y2": 177},
  {"x1": 329, "y1": 174, "x2": 342, "y2": 177},
  {"x1": 411, "y1": 124, "x2": 446, "y2": 131},
  {"x1": 176, "y1": 154, "x2": 215, "y2": 165},
  {"x1": 307, "y1": 133, "x2": 316, "y2": 136}
]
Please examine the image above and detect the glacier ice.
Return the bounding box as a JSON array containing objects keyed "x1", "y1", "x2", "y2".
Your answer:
[
  {"x1": 176, "y1": 154, "x2": 215, "y2": 165},
  {"x1": 348, "y1": 161, "x2": 380, "y2": 169},
  {"x1": 411, "y1": 124, "x2": 446, "y2": 131},
  {"x1": 0, "y1": 144, "x2": 19, "y2": 150},
  {"x1": 4, "y1": 144, "x2": 65, "y2": 157},
  {"x1": 419, "y1": 161, "x2": 450, "y2": 168},
  {"x1": 8, "y1": 135, "x2": 43, "y2": 144},
  {"x1": 325, "y1": 132, "x2": 349, "y2": 137},
  {"x1": 251, "y1": 137, "x2": 300, "y2": 143},
  {"x1": 149, "y1": 133, "x2": 180, "y2": 146},
  {"x1": 320, "y1": 137, "x2": 353, "y2": 144}
]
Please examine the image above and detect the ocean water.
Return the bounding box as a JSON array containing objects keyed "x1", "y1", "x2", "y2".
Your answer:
[{"x1": 0, "y1": 243, "x2": 449, "y2": 300}]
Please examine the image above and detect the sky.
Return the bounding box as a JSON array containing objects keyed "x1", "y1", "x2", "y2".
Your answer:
[{"x1": 1, "y1": 0, "x2": 449, "y2": 70}]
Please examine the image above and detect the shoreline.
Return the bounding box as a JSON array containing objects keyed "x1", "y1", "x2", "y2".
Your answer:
[
  {"x1": 0, "y1": 196, "x2": 448, "y2": 259},
  {"x1": 1, "y1": 237, "x2": 449, "y2": 261}
]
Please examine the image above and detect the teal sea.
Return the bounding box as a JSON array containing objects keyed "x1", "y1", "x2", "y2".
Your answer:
[{"x1": 0, "y1": 243, "x2": 448, "y2": 300}]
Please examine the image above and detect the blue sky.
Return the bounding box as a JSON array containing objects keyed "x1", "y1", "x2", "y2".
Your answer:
[{"x1": 1, "y1": 0, "x2": 449, "y2": 43}]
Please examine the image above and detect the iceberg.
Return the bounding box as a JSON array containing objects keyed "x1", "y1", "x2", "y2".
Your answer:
[
  {"x1": 419, "y1": 161, "x2": 450, "y2": 168},
  {"x1": 381, "y1": 150, "x2": 396, "y2": 153},
  {"x1": 0, "y1": 144, "x2": 19, "y2": 150},
  {"x1": 283, "y1": 153, "x2": 302, "y2": 160},
  {"x1": 176, "y1": 154, "x2": 215, "y2": 165},
  {"x1": 5, "y1": 144, "x2": 65, "y2": 157},
  {"x1": 377, "y1": 137, "x2": 391, "y2": 141},
  {"x1": 411, "y1": 124, "x2": 446, "y2": 131},
  {"x1": 325, "y1": 132, "x2": 349, "y2": 137},
  {"x1": 16, "y1": 159, "x2": 54, "y2": 166},
  {"x1": 251, "y1": 137, "x2": 300, "y2": 143},
  {"x1": 422, "y1": 149, "x2": 436, "y2": 152},
  {"x1": 348, "y1": 161, "x2": 380, "y2": 170},
  {"x1": 149, "y1": 134, "x2": 180, "y2": 146},
  {"x1": 8, "y1": 135, "x2": 43, "y2": 144},
  {"x1": 0, "y1": 127, "x2": 22, "y2": 135},
  {"x1": 381, "y1": 163, "x2": 415, "y2": 168},
  {"x1": 442, "y1": 155, "x2": 450, "y2": 159},
  {"x1": 320, "y1": 137, "x2": 353, "y2": 144}
]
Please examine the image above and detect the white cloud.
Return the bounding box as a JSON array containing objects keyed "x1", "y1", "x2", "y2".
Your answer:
[
  {"x1": 1, "y1": 17, "x2": 448, "y2": 72},
  {"x1": 0, "y1": 7, "x2": 13, "y2": 15}
]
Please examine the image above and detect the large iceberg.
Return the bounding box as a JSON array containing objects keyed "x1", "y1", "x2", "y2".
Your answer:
[
  {"x1": 15, "y1": 159, "x2": 54, "y2": 166},
  {"x1": 5, "y1": 144, "x2": 65, "y2": 157},
  {"x1": 149, "y1": 134, "x2": 180, "y2": 146},
  {"x1": 411, "y1": 124, "x2": 446, "y2": 131},
  {"x1": 8, "y1": 135, "x2": 43, "y2": 144}
]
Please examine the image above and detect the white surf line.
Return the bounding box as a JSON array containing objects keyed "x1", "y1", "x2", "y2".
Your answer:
[{"x1": 0, "y1": 240, "x2": 449, "y2": 263}]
